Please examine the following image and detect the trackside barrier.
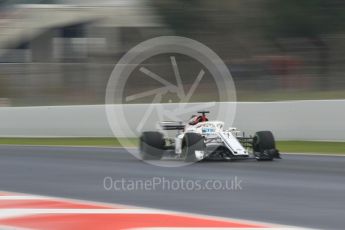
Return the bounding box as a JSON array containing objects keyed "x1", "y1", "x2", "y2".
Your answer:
[{"x1": 0, "y1": 100, "x2": 344, "y2": 141}]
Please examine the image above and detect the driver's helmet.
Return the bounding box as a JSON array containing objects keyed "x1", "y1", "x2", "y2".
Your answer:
[{"x1": 188, "y1": 115, "x2": 208, "y2": 125}]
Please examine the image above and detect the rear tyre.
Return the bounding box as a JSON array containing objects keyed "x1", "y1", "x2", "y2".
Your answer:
[
  {"x1": 140, "y1": 132, "x2": 165, "y2": 160},
  {"x1": 253, "y1": 131, "x2": 279, "y2": 161},
  {"x1": 182, "y1": 133, "x2": 205, "y2": 162}
]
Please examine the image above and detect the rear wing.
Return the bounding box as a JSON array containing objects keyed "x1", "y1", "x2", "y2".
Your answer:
[{"x1": 160, "y1": 121, "x2": 185, "y2": 130}]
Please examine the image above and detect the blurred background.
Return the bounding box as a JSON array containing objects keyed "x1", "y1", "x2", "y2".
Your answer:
[{"x1": 0, "y1": 0, "x2": 344, "y2": 106}]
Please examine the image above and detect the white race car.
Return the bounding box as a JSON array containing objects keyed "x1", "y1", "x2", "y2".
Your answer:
[{"x1": 140, "y1": 111, "x2": 280, "y2": 162}]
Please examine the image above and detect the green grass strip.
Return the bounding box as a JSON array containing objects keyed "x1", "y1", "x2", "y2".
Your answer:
[
  {"x1": 0, "y1": 138, "x2": 138, "y2": 147},
  {"x1": 0, "y1": 138, "x2": 343, "y2": 154},
  {"x1": 277, "y1": 141, "x2": 345, "y2": 154}
]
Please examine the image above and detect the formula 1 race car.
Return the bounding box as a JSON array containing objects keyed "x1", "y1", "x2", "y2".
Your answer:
[{"x1": 139, "y1": 111, "x2": 280, "y2": 162}]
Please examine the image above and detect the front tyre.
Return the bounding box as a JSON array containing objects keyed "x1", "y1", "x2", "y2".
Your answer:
[
  {"x1": 140, "y1": 132, "x2": 165, "y2": 160},
  {"x1": 253, "y1": 131, "x2": 280, "y2": 161},
  {"x1": 182, "y1": 133, "x2": 205, "y2": 162}
]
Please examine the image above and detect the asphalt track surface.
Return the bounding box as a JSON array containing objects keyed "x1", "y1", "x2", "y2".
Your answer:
[{"x1": 0, "y1": 146, "x2": 344, "y2": 229}]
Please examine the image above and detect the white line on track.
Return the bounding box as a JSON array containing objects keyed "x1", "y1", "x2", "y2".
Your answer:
[
  {"x1": 0, "y1": 209, "x2": 169, "y2": 219},
  {"x1": 0, "y1": 196, "x2": 50, "y2": 200}
]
